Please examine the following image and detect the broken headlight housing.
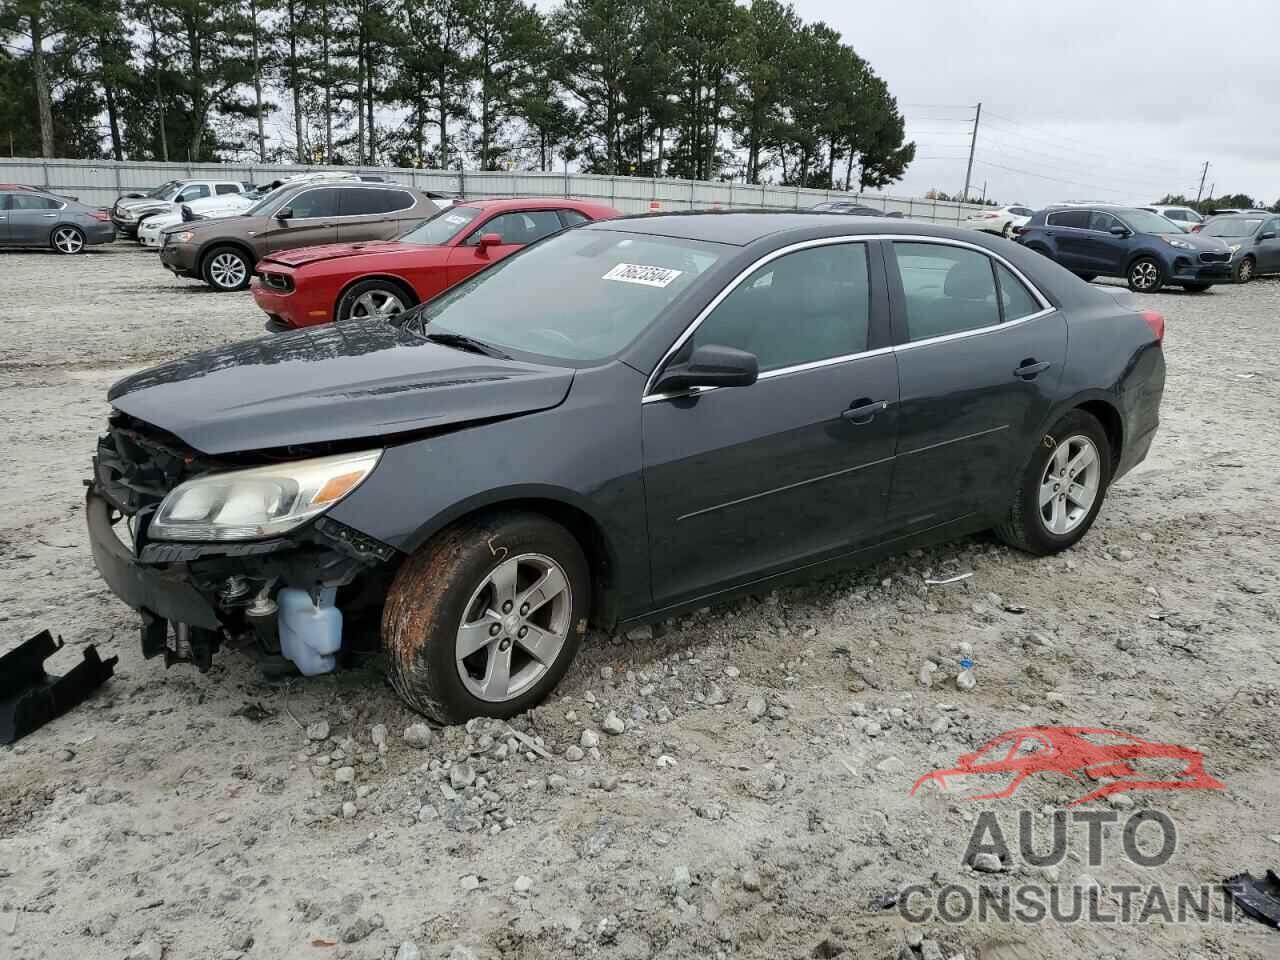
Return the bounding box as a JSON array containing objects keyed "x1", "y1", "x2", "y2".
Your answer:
[{"x1": 149, "y1": 450, "x2": 382, "y2": 542}]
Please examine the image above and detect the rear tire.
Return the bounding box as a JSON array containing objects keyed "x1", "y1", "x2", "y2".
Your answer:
[
  {"x1": 382, "y1": 511, "x2": 590, "y2": 723},
  {"x1": 1126, "y1": 257, "x2": 1163, "y2": 292},
  {"x1": 201, "y1": 245, "x2": 253, "y2": 291},
  {"x1": 336, "y1": 278, "x2": 416, "y2": 322},
  {"x1": 1001, "y1": 222, "x2": 1014, "y2": 239},
  {"x1": 995, "y1": 410, "x2": 1112, "y2": 556},
  {"x1": 1234, "y1": 256, "x2": 1255, "y2": 283},
  {"x1": 50, "y1": 225, "x2": 85, "y2": 255}
]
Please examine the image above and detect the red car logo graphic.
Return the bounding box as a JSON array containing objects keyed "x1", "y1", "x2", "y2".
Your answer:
[{"x1": 910, "y1": 726, "x2": 1225, "y2": 805}]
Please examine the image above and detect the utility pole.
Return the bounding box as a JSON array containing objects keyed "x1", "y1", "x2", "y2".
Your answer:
[
  {"x1": 1195, "y1": 161, "x2": 1210, "y2": 204},
  {"x1": 961, "y1": 102, "x2": 981, "y2": 204}
]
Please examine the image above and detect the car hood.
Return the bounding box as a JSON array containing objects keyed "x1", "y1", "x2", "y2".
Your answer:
[
  {"x1": 107, "y1": 320, "x2": 574, "y2": 455},
  {"x1": 1158, "y1": 232, "x2": 1229, "y2": 252},
  {"x1": 261, "y1": 240, "x2": 425, "y2": 268},
  {"x1": 116, "y1": 197, "x2": 173, "y2": 214}
]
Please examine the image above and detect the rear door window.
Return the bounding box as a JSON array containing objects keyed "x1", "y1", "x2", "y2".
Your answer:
[
  {"x1": 995, "y1": 263, "x2": 1042, "y2": 321},
  {"x1": 891, "y1": 242, "x2": 1000, "y2": 341},
  {"x1": 1046, "y1": 210, "x2": 1089, "y2": 229},
  {"x1": 11, "y1": 194, "x2": 61, "y2": 210},
  {"x1": 339, "y1": 188, "x2": 390, "y2": 216}
]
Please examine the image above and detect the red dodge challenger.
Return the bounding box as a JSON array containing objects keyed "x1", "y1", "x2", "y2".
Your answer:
[{"x1": 251, "y1": 197, "x2": 621, "y2": 331}]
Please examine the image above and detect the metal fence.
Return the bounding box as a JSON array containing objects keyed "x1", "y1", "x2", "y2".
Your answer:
[{"x1": 0, "y1": 157, "x2": 988, "y2": 224}]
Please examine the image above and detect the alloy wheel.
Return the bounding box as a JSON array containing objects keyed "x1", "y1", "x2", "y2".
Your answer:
[
  {"x1": 1130, "y1": 260, "x2": 1159, "y2": 291},
  {"x1": 350, "y1": 289, "x2": 406, "y2": 319},
  {"x1": 455, "y1": 553, "x2": 573, "y2": 703},
  {"x1": 209, "y1": 252, "x2": 247, "y2": 289},
  {"x1": 1238, "y1": 259, "x2": 1254, "y2": 282},
  {"x1": 1038, "y1": 435, "x2": 1100, "y2": 535},
  {"x1": 53, "y1": 227, "x2": 84, "y2": 254},
  {"x1": 1002, "y1": 222, "x2": 1013, "y2": 238}
]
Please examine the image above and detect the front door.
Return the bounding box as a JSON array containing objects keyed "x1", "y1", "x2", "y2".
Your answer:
[
  {"x1": 1258, "y1": 218, "x2": 1280, "y2": 272},
  {"x1": 265, "y1": 186, "x2": 340, "y2": 251},
  {"x1": 1085, "y1": 211, "x2": 1128, "y2": 274},
  {"x1": 885, "y1": 240, "x2": 1067, "y2": 529},
  {"x1": 642, "y1": 240, "x2": 900, "y2": 610},
  {"x1": 445, "y1": 210, "x2": 565, "y2": 285}
]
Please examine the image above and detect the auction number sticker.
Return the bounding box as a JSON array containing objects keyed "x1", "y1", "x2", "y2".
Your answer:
[{"x1": 602, "y1": 263, "x2": 683, "y2": 288}]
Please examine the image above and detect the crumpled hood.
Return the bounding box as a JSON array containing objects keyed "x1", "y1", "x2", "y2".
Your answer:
[
  {"x1": 115, "y1": 197, "x2": 173, "y2": 216},
  {"x1": 261, "y1": 240, "x2": 418, "y2": 268},
  {"x1": 107, "y1": 320, "x2": 574, "y2": 455}
]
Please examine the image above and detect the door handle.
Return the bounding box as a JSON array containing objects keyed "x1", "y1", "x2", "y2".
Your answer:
[
  {"x1": 41, "y1": 213, "x2": 57, "y2": 218},
  {"x1": 1014, "y1": 360, "x2": 1051, "y2": 380},
  {"x1": 841, "y1": 398, "x2": 890, "y2": 423}
]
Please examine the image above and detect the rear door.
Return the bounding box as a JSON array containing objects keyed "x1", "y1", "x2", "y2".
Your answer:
[
  {"x1": 266, "y1": 186, "x2": 340, "y2": 251},
  {"x1": 641, "y1": 240, "x2": 900, "y2": 608},
  {"x1": 444, "y1": 210, "x2": 565, "y2": 285},
  {"x1": 336, "y1": 186, "x2": 406, "y2": 242},
  {"x1": 1044, "y1": 210, "x2": 1091, "y2": 268},
  {"x1": 7, "y1": 193, "x2": 63, "y2": 244},
  {"x1": 885, "y1": 239, "x2": 1066, "y2": 530}
]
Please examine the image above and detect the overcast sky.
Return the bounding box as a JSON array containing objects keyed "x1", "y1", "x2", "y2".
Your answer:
[
  {"x1": 817, "y1": 0, "x2": 1279, "y2": 206},
  {"x1": 536, "y1": 0, "x2": 1278, "y2": 207}
]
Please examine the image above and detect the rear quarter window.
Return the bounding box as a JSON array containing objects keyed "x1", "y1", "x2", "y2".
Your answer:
[{"x1": 1046, "y1": 211, "x2": 1090, "y2": 229}]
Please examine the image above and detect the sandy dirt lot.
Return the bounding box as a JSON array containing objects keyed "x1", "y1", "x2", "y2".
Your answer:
[{"x1": 1, "y1": 243, "x2": 1278, "y2": 960}]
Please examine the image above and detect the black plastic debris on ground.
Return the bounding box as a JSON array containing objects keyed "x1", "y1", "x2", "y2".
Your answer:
[
  {"x1": 1224, "y1": 870, "x2": 1280, "y2": 929},
  {"x1": 0, "y1": 630, "x2": 118, "y2": 744}
]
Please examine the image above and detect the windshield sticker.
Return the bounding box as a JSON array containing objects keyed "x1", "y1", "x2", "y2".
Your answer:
[
  {"x1": 443, "y1": 213, "x2": 469, "y2": 225},
  {"x1": 603, "y1": 263, "x2": 683, "y2": 288}
]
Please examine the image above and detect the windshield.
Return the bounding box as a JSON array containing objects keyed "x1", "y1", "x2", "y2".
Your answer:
[
  {"x1": 400, "y1": 207, "x2": 481, "y2": 244},
  {"x1": 1202, "y1": 217, "x2": 1264, "y2": 238},
  {"x1": 144, "y1": 180, "x2": 181, "y2": 200},
  {"x1": 243, "y1": 186, "x2": 291, "y2": 216},
  {"x1": 1118, "y1": 210, "x2": 1184, "y2": 234},
  {"x1": 409, "y1": 228, "x2": 726, "y2": 361}
]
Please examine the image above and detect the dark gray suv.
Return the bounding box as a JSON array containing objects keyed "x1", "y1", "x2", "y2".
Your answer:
[{"x1": 158, "y1": 181, "x2": 440, "y2": 290}]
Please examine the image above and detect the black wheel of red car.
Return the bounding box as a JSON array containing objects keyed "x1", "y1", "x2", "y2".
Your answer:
[
  {"x1": 382, "y1": 511, "x2": 590, "y2": 724},
  {"x1": 1126, "y1": 256, "x2": 1163, "y2": 293},
  {"x1": 1234, "y1": 256, "x2": 1255, "y2": 283},
  {"x1": 336, "y1": 279, "x2": 416, "y2": 322},
  {"x1": 995, "y1": 410, "x2": 1112, "y2": 556},
  {"x1": 201, "y1": 245, "x2": 252, "y2": 291}
]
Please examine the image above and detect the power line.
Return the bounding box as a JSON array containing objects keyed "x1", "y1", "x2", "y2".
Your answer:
[
  {"x1": 979, "y1": 112, "x2": 1191, "y2": 177},
  {"x1": 970, "y1": 158, "x2": 1137, "y2": 196},
  {"x1": 975, "y1": 138, "x2": 1198, "y2": 192}
]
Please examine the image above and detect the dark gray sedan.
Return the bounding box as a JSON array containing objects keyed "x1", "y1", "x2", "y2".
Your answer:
[
  {"x1": 86, "y1": 214, "x2": 1165, "y2": 722},
  {"x1": 0, "y1": 187, "x2": 115, "y2": 253}
]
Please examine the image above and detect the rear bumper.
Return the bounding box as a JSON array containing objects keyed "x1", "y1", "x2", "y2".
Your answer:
[
  {"x1": 84, "y1": 222, "x2": 116, "y2": 245},
  {"x1": 85, "y1": 489, "x2": 221, "y2": 629},
  {"x1": 1113, "y1": 344, "x2": 1165, "y2": 482}
]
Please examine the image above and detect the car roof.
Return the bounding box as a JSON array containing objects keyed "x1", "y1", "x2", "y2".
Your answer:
[
  {"x1": 586, "y1": 210, "x2": 990, "y2": 246},
  {"x1": 454, "y1": 197, "x2": 613, "y2": 213}
]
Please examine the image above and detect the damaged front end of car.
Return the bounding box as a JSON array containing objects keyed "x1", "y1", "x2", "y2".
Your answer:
[{"x1": 86, "y1": 412, "x2": 400, "y2": 675}]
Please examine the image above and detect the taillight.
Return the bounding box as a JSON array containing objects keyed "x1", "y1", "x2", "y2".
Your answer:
[
  {"x1": 90, "y1": 211, "x2": 110, "y2": 222},
  {"x1": 1190, "y1": 224, "x2": 1202, "y2": 232},
  {"x1": 1013, "y1": 226, "x2": 1029, "y2": 236},
  {"x1": 1141, "y1": 309, "x2": 1165, "y2": 341}
]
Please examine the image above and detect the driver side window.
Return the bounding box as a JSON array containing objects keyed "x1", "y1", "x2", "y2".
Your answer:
[
  {"x1": 1088, "y1": 212, "x2": 1119, "y2": 233},
  {"x1": 690, "y1": 243, "x2": 870, "y2": 373}
]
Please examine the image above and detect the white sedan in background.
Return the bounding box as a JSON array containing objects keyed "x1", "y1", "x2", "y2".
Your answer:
[
  {"x1": 137, "y1": 190, "x2": 263, "y2": 248},
  {"x1": 965, "y1": 204, "x2": 1035, "y2": 238}
]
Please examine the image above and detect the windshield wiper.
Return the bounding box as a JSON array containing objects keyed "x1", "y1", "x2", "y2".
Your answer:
[{"x1": 423, "y1": 332, "x2": 511, "y2": 360}]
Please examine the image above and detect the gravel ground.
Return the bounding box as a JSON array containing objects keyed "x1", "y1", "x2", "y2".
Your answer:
[{"x1": 1, "y1": 243, "x2": 1278, "y2": 960}]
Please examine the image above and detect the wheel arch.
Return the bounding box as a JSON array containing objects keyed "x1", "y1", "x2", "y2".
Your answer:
[
  {"x1": 404, "y1": 486, "x2": 622, "y2": 629},
  {"x1": 1124, "y1": 248, "x2": 1166, "y2": 274},
  {"x1": 196, "y1": 237, "x2": 257, "y2": 272},
  {"x1": 1037, "y1": 390, "x2": 1124, "y2": 469},
  {"x1": 335, "y1": 273, "x2": 420, "y2": 318}
]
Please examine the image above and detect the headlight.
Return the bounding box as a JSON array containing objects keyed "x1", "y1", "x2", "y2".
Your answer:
[
  {"x1": 1228, "y1": 243, "x2": 1242, "y2": 253},
  {"x1": 1161, "y1": 236, "x2": 1194, "y2": 250},
  {"x1": 122, "y1": 209, "x2": 137, "y2": 221},
  {"x1": 149, "y1": 450, "x2": 382, "y2": 541},
  {"x1": 172, "y1": 231, "x2": 195, "y2": 244}
]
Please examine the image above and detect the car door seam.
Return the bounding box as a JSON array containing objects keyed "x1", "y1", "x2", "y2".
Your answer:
[
  {"x1": 899, "y1": 423, "x2": 1009, "y2": 458},
  {"x1": 676, "y1": 454, "x2": 895, "y2": 522}
]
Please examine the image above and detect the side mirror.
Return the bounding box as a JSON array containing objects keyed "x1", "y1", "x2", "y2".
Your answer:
[
  {"x1": 275, "y1": 206, "x2": 293, "y2": 221},
  {"x1": 652, "y1": 344, "x2": 759, "y2": 395},
  {"x1": 1109, "y1": 226, "x2": 1130, "y2": 237},
  {"x1": 477, "y1": 232, "x2": 503, "y2": 253},
  {"x1": 1259, "y1": 231, "x2": 1277, "y2": 241}
]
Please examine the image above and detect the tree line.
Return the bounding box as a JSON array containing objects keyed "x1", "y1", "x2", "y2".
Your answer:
[{"x1": 0, "y1": 0, "x2": 916, "y2": 190}]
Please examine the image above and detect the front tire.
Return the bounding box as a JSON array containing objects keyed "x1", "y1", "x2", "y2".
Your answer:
[
  {"x1": 51, "y1": 225, "x2": 85, "y2": 254},
  {"x1": 1234, "y1": 256, "x2": 1255, "y2": 283},
  {"x1": 995, "y1": 410, "x2": 1112, "y2": 556},
  {"x1": 382, "y1": 511, "x2": 590, "y2": 723},
  {"x1": 336, "y1": 279, "x2": 415, "y2": 322},
  {"x1": 201, "y1": 245, "x2": 253, "y2": 291},
  {"x1": 1127, "y1": 257, "x2": 1163, "y2": 292}
]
